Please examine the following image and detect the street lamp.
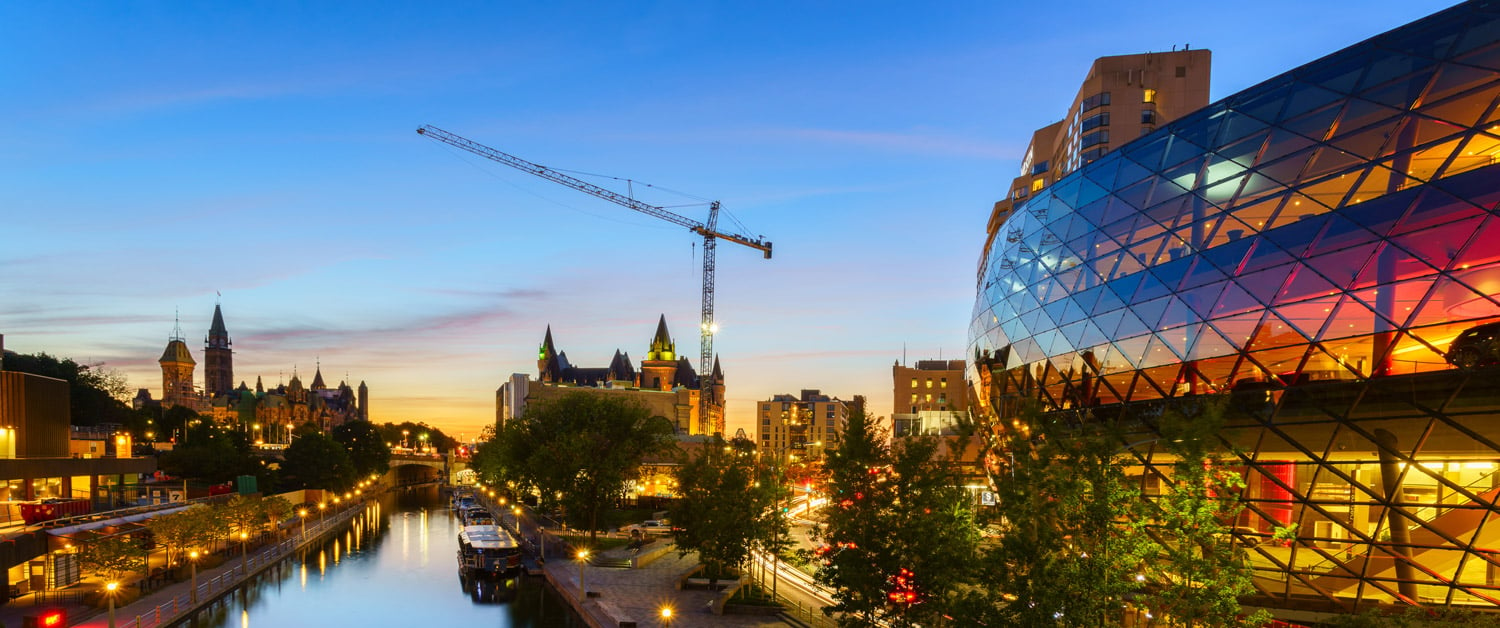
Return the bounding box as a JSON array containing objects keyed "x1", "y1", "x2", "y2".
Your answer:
[
  {"x1": 318, "y1": 502, "x2": 327, "y2": 523},
  {"x1": 577, "y1": 549, "x2": 590, "y2": 597},
  {"x1": 402, "y1": 430, "x2": 410, "y2": 449},
  {"x1": 105, "y1": 581, "x2": 118, "y2": 628},
  {"x1": 188, "y1": 550, "x2": 200, "y2": 603},
  {"x1": 659, "y1": 606, "x2": 674, "y2": 627},
  {"x1": 299, "y1": 509, "x2": 308, "y2": 538},
  {"x1": 240, "y1": 531, "x2": 249, "y2": 572}
]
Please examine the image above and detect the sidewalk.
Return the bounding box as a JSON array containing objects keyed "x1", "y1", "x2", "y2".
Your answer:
[
  {"x1": 0, "y1": 501, "x2": 365, "y2": 628},
  {"x1": 544, "y1": 546, "x2": 788, "y2": 628}
]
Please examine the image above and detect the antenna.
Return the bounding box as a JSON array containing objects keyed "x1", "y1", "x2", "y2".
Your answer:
[{"x1": 171, "y1": 308, "x2": 184, "y2": 341}]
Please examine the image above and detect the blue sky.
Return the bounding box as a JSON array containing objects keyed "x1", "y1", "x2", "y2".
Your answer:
[{"x1": 0, "y1": 1, "x2": 1459, "y2": 438}]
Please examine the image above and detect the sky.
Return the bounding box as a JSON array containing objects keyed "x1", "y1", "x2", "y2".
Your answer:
[{"x1": 0, "y1": 0, "x2": 1462, "y2": 440}]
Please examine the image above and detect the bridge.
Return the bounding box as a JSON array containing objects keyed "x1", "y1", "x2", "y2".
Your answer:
[{"x1": 386, "y1": 452, "x2": 466, "y2": 485}]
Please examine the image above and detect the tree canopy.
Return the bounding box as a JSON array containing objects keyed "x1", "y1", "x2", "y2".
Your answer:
[
  {"x1": 668, "y1": 436, "x2": 783, "y2": 587},
  {"x1": 2, "y1": 351, "x2": 134, "y2": 426},
  {"x1": 332, "y1": 420, "x2": 391, "y2": 478},
  {"x1": 282, "y1": 431, "x2": 357, "y2": 491},
  {"x1": 475, "y1": 391, "x2": 674, "y2": 540}
]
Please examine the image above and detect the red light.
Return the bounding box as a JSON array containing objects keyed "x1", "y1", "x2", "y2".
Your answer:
[{"x1": 40, "y1": 610, "x2": 65, "y2": 626}]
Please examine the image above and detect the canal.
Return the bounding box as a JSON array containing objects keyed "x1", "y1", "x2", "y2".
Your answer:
[{"x1": 179, "y1": 486, "x2": 584, "y2": 627}]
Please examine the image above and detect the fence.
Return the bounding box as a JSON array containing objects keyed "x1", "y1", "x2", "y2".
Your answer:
[
  {"x1": 747, "y1": 550, "x2": 838, "y2": 628},
  {"x1": 106, "y1": 501, "x2": 364, "y2": 628}
]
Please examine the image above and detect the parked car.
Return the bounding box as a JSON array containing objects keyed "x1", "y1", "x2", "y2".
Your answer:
[
  {"x1": 1447, "y1": 321, "x2": 1500, "y2": 368},
  {"x1": 626, "y1": 519, "x2": 673, "y2": 536}
]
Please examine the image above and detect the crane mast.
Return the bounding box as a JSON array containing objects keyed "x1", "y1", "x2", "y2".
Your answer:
[{"x1": 418, "y1": 125, "x2": 772, "y2": 433}]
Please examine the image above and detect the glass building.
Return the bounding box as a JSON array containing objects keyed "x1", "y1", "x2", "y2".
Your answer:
[{"x1": 969, "y1": 1, "x2": 1500, "y2": 614}]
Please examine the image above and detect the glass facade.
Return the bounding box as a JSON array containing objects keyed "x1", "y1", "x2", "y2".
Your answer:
[{"x1": 970, "y1": 1, "x2": 1500, "y2": 613}]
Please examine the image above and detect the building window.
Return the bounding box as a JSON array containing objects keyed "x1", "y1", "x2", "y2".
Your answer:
[
  {"x1": 940, "y1": 377, "x2": 948, "y2": 388},
  {"x1": 939, "y1": 393, "x2": 947, "y2": 403},
  {"x1": 762, "y1": 404, "x2": 771, "y2": 411},
  {"x1": 1081, "y1": 146, "x2": 1109, "y2": 162},
  {"x1": 1081, "y1": 92, "x2": 1110, "y2": 112},
  {"x1": 1030, "y1": 160, "x2": 1049, "y2": 175},
  {"x1": 1175, "y1": 66, "x2": 1186, "y2": 78},
  {"x1": 910, "y1": 406, "x2": 917, "y2": 413},
  {"x1": 762, "y1": 418, "x2": 771, "y2": 425},
  {"x1": 1141, "y1": 110, "x2": 1156, "y2": 124},
  {"x1": 925, "y1": 393, "x2": 933, "y2": 403},
  {"x1": 826, "y1": 419, "x2": 835, "y2": 427},
  {"x1": 1014, "y1": 187, "x2": 1028, "y2": 200},
  {"x1": 1081, "y1": 111, "x2": 1109, "y2": 132},
  {"x1": 911, "y1": 393, "x2": 918, "y2": 403},
  {"x1": 1080, "y1": 130, "x2": 1109, "y2": 149},
  {"x1": 910, "y1": 380, "x2": 917, "y2": 388},
  {"x1": 1143, "y1": 88, "x2": 1157, "y2": 104},
  {"x1": 926, "y1": 378, "x2": 933, "y2": 388}
]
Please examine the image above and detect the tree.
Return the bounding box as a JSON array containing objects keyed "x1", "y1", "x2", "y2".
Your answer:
[
  {"x1": 332, "y1": 421, "x2": 391, "y2": 478},
  {"x1": 159, "y1": 423, "x2": 264, "y2": 484},
  {"x1": 816, "y1": 408, "x2": 981, "y2": 628},
  {"x1": 1, "y1": 351, "x2": 135, "y2": 426},
  {"x1": 378, "y1": 421, "x2": 458, "y2": 452},
  {"x1": 282, "y1": 432, "x2": 357, "y2": 491},
  {"x1": 479, "y1": 392, "x2": 673, "y2": 541},
  {"x1": 1142, "y1": 398, "x2": 1270, "y2": 627},
  {"x1": 146, "y1": 506, "x2": 216, "y2": 569},
  {"x1": 261, "y1": 496, "x2": 292, "y2": 534},
  {"x1": 79, "y1": 535, "x2": 147, "y2": 584},
  {"x1": 669, "y1": 436, "x2": 781, "y2": 588},
  {"x1": 976, "y1": 403, "x2": 1158, "y2": 627}
]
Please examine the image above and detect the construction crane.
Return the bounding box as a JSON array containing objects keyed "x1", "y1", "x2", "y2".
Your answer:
[{"x1": 417, "y1": 125, "x2": 773, "y2": 429}]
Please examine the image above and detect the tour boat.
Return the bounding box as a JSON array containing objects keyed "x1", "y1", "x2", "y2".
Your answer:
[{"x1": 457, "y1": 524, "x2": 522, "y2": 575}]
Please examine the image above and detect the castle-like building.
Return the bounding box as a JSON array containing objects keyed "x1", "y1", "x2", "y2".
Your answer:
[
  {"x1": 498, "y1": 315, "x2": 725, "y2": 435},
  {"x1": 135, "y1": 304, "x2": 369, "y2": 441}
]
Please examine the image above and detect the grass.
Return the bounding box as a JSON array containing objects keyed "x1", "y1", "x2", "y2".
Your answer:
[{"x1": 728, "y1": 583, "x2": 781, "y2": 607}]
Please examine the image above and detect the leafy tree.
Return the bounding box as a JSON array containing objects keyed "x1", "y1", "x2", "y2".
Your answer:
[
  {"x1": 221, "y1": 495, "x2": 266, "y2": 540},
  {"x1": 1142, "y1": 398, "x2": 1269, "y2": 627},
  {"x1": 978, "y1": 404, "x2": 1158, "y2": 627},
  {"x1": 282, "y1": 432, "x2": 357, "y2": 491},
  {"x1": 159, "y1": 423, "x2": 265, "y2": 485},
  {"x1": 1, "y1": 351, "x2": 134, "y2": 425},
  {"x1": 669, "y1": 436, "x2": 782, "y2": 588},
  {"x1": 478, "y1": 392, "x2": 673, "y2": 541},
  {"x1": 79, "y1": 535, "x2": 148, "y2": 584},
  {"x1": 332, "y1": 421, "x2": 391, "y2": 477},
  {"x1": 261, "y1": 496, "x2": 292, "y2": 533},
  {"x1": 816, "y1": 408, "x2": 981, "y2": 628},
  {"x1": 146, "y1": 505, "x2": 216, "y2": 569}
]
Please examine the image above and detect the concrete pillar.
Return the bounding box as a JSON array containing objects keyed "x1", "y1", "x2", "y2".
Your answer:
[{"x1": 1374, "y1": 428, "x2": 1420, "y2": 602}]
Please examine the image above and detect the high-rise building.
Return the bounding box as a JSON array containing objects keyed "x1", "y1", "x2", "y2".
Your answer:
[
  {"x1": 981, "y1": 49, "x2": 1212, "y2": 285},
  {"x1": 891, "y1": 359, "x2": 968, "y2": 437},
  {"x1": 970, "y1": 1, "x2": 1500, "y2": 615},
  {"x1": 756, "y1": 389, "x2": 850, "y2": 458}
]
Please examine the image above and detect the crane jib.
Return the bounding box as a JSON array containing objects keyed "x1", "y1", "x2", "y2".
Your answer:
[{"x1": 418, "y1": 124, "x2": 773, "y2": 434}]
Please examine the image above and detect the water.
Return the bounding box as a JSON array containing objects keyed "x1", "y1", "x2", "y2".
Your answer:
[{"x1": 179, "y1": 486, "x2": 583, "y2": 628}]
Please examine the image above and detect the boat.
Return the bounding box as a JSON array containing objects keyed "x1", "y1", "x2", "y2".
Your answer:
[
  {"x1": 460, "y1": 506, "x2": 495, "y2": 527},
  {"x1": 457, "y1": 524, "x2": 522, "y2": 575},
  {"x1": 450, "y1": 488, "x2": 476, "y2": 511}
]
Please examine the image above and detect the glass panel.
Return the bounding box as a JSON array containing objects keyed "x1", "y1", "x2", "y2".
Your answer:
[{"x1": 1215, "y1": 281, "x2": 1268, "y2": 319}]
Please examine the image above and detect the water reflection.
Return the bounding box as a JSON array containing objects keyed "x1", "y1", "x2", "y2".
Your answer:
[{"x1": 180, "y1": 486, "x2": 581, "y2": 628}]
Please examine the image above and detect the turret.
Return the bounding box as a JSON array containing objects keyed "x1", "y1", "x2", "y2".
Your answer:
[
  {"x1": 638, "y1": 315, "x2": 679, "y2": 392},
  {"x1": 203, "y1": 303, "x2": 233, "y2": 397}
]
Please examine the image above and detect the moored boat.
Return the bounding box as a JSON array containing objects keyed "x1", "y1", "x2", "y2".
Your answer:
[{"x1": 457, "y1": 524, "x2": 522, "y2": 575}]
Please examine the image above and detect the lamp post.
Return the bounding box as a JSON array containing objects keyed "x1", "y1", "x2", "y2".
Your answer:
[
  {"x1": 659, "y1": 605, "x2": 674, "y2": 627},
  {"x1": 318, "y1": 501, "x2": 327, "y2": 524},
  {"x1": 239, "y1": 531, "x2": 249, "y2": 572},
  {"x1": 189, "y1": 550, "x2": 200, "y2": 604},
  {"x1": 576, "y1": 549, "x2": 590, "y2": 597},
  {"x1": 299, "y1": 509, "x2": 308, "y2": 539},
  {"x1": 402, "y1": 430, "x2": 410, "y2": 449},
  {"x1": 105, "y1": 581, "x2": 118, "y2": 628}
]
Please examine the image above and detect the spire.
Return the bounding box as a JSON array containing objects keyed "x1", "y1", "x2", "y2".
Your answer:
[
  {"x1": 540, "y1": 325, "x2": 557, "y2": 360},
  {"x1": 711, "y1": 355, "x2": 724, "y2": 382},
  {"x1": 209, "y1": 304, "x2": 228, "y2": 337},
  {"x1": 646, "y1": 315, "x2": 675, "y2": 361},
  {"x1": 312, "y1": 359, "x2": 326, "y2": 390}
]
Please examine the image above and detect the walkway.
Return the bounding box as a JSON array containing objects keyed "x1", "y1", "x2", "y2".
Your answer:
[{"x1": 0, "y1": 498, "x2": 367, "y2": 628}]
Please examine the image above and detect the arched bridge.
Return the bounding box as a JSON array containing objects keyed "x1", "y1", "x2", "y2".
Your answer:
[{"x1": 385, "y1": 452, "x2": 466, "y2": 485}]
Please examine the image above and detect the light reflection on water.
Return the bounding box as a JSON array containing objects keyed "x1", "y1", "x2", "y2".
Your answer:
[{"x1": 179, "y1": 486, "x2": 581, "y2": 628}]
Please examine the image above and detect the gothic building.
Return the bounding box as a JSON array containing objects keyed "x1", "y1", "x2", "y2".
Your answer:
[
  {"x1": 136, "y1": 304, "x2": 368, "y2": 441},
  {"x1": 504, "y1": 315, "x2": 726, "y2": 435}
]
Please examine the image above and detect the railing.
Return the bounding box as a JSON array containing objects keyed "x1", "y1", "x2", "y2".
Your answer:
[
  {"x1": 108, "y1": 501, "x2": 365, "y2": 628},
  {"x1": 746, "y1": 551, "x2": 838, "y2": 628}
]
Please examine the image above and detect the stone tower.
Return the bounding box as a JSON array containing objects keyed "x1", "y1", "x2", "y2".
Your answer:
[
  {"x1": 358, "y1": 380, "x2": 369, "y2": 421},
  {"x1": 159, "y1": 320, "x2": 197, "y2": 408},
  {"x1": 638, "y1": 315, "x2": 679, "y2": 392},
  {"x1": 707, "y1": 355, "x2": 726, "y2": 435},
  {"x1": 538, "y1": 326, "x2": 561, "y2": 383},
  {"x1": 203, "y1": 304, "x2": 233, "y2": 397}
]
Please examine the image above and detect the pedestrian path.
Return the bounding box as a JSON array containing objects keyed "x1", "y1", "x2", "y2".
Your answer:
[{"x1": 0, "y1": 500, "x2": 366, "y2": 628}]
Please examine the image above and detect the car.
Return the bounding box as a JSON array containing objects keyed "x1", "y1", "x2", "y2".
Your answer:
[
  {"x1": 1447, "y1": 321, "x2": 1500, "y2": 368},
  {"x1": 626, "y1": 519, "x2": 673, "y2": 536}
]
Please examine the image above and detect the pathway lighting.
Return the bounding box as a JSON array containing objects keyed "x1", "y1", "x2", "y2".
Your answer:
[
  {"x1": 299, "y1": 509, "x2": 308, "y2": 538},
  {"x1": 240, "y1": 531, "x2": 250, "y2": 571},
  {"x1": 189, "y1": 550, "x2": 201, "y2": 603},
  {"x1": 106, "y1": 581, "x2": 119, "y2": 628},
  {"x1": 577, "y1": 549, "x2": 591, "y2": 596}
]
